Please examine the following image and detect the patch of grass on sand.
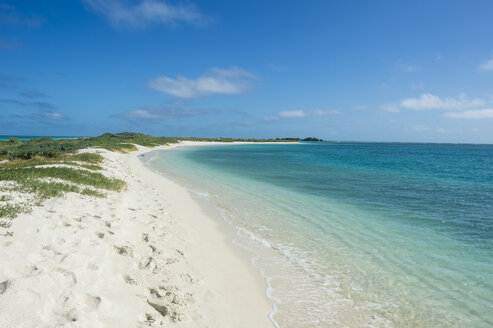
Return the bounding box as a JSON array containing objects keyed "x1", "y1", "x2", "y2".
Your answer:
[
  {"x1": 0, "y1": 134, "x2": 157, "y2": 223},
  {"x1": 0, "y1": 203, "x2": 31, "y2": 219},
  {"x1": 66, "y1": 152, "x2": 104, "y2": 164},
  {"x1": 0, "y1": 167, "x2": 125, "y2": 197},
  {"x1": 0, "y1": 162, "x2": 125, "y2": 221}
]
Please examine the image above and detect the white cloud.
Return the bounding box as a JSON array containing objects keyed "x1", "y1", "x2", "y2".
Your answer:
[
  {"x1": 401, "y1": 93, "x2": 485, "y2": 111},
  {"x1": 277, "y1": 109, "x2": 340, "y2": 118},
  {"x1": 148, "y1": 67, "x2": 255, "y2": 98},
  {"x1": 312, "y1": 109, "x2": 340, "y2": 116},
  {"x1": 82, "y1": 0, "x2": 204, "y2": 28},
  {"x1": 478, "y1": 57, "x2": 493, "y2": 72},
  {"x1": 381, "y1": 103, "x2": 400, "y2": 113},
  {"x1": 279, "y1": 110, "x2": 306, "y2": 118},
  {"x1": 125, "y1": 109, "x2": 157, "y2": 118},
  {"x1": 31, "y1": 111, "x2": 68, "y2": 121},
  {"x1": 444, "y1": 109, "x2": 493, "y2": 119}
]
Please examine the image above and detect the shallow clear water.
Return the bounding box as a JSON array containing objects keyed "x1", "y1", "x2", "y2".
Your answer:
[{"x1": 149, "y1": 142, "x2": 493, "y2": 328}]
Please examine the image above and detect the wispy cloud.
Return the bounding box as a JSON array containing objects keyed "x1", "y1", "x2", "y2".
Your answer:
[
  {"x1": 478, "y1": 57, "x2": 493, "y2": 72},
  {"x1": 276, "y1": 109, "x2": 340, "y2": 119},
  {"x1": 83, "y1": 0, "x2": 205, "y2": 28},
  {"x1": 0, "y1": 73, "x2": 23, "y2": 88},
  {"x1": 444, "y1": 109, "x2": 493, "y2": 119},
  {"x1": 0, "y1": 76, "x2": 65, "y2": 123},
  {"x1": 148, "y1": 67, "x2": 256, "y2": 98},
  {"x1": 0, "y1": 98, "x2": 55, "y2": 110},
  {"x1": 279, "y1": 110, "x2": 306, "y2": 118},
  {"x1": 119, "y1": 106, "x2": 219, "y2": 119},
  {"x1": 19, "y1": 89, "x2": 48, "y2": 99},
  {"x1": 30, "y1": 111, "x2": 68, "y2": 122},
  {"x1": 400, "y1": 93, "x2": 484, "y2": 111}
]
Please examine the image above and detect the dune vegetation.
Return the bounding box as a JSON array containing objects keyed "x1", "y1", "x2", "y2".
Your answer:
[{"x1": 0, "y1": 132, "x2": 178, "y2": 233}]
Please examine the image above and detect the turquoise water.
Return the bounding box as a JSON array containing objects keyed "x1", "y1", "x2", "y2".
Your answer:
[
  {"x1": 149, "y1": 143, "x2": 493, "y2": 328},
  {"x1": 0, "y1": 135, "x2": 79, "y2": 141}
]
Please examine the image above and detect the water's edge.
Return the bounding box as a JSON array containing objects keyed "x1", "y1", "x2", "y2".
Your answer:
[{"x1": 139, "y1": 148, "x2": 281, "y2": 328}]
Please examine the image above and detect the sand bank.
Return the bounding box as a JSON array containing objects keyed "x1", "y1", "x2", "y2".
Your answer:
[{"x1": 0, "y1": 143, "x2": 274, "y2": 327}]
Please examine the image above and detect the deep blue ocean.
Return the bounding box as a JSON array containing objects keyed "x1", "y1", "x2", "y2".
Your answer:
[{"x1": 149, "y1": 142, "x2": 493, "y2": 328}]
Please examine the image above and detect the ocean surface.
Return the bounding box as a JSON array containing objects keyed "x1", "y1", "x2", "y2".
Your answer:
[
  {"x1": 148, "y1": 142, "x2": 493, "y2": 328},
  {"x1": 0, "y1": 135, "x2": 78, "y2": 141}
]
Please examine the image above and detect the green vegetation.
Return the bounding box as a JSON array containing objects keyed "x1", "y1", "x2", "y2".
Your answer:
[
  {"x1": 0, "y1": 132, "x2": 177, "y2": 160},
  {"x1": 0, "y1": 203, "x2": 31, "y2": 220},
  {"x1": 0, "y1": 133, "x2": 151, "y2": 229},
  {"x1": 85, "y1": 132, "x2": 178, "y2": 149}
]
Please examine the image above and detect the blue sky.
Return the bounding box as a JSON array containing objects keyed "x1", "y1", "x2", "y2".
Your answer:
[{"x1": 1, "y1": 0, "x2": 493, "y2": 142}]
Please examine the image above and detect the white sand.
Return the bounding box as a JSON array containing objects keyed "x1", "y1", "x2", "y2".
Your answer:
[{"x1": 0, "y1": 143, "x2": 274, "y2": 327}]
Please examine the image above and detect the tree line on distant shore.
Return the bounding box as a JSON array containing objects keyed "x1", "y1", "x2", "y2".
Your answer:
[{"x1": 1, "y1": 132, "x2": 323, "y2": 161}]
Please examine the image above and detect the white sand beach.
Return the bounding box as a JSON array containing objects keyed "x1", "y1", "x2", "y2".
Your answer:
[{"x1": 0, "y1": 143, "x2": 274, "y2": 327}]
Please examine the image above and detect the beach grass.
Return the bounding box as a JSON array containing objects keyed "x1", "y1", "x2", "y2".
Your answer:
[{"x1": 0, "y1": 133, "x2": 147, "y2": 224}]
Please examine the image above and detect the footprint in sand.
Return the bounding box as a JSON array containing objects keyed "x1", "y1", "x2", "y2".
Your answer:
[
  {"x1": 139, "y1": 256, "x2": 155, "y2": 270},
  {"x1": 114, "y1": 243, "x2": 134, "y2": 257},
  {"x1": 85, "y1": 294, "x2": 101, "y2": 311},
  {"x1": 0, "y1": 280, "x2": 11, "y2": 294},
  {"x1": 144, "y1": 313, "x2": 156, "y2": 324},
  {"x1": 147, "y1": 299, "x2": 168, "y2": 316},
  {"x1": 123, "y1": 275, "x2": 138, "y2": 285},
  {"x1": 57, "y1": 309, "x2": 78, "y2": 323}
]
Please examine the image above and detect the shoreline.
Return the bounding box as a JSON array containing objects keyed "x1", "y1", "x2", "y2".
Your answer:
[
  {"x1": 0, "y1": 142, "x2": 274, "y2": 327},
  {"x1": 142, "y1": 146, "x2": 284, "y2": 327}
]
